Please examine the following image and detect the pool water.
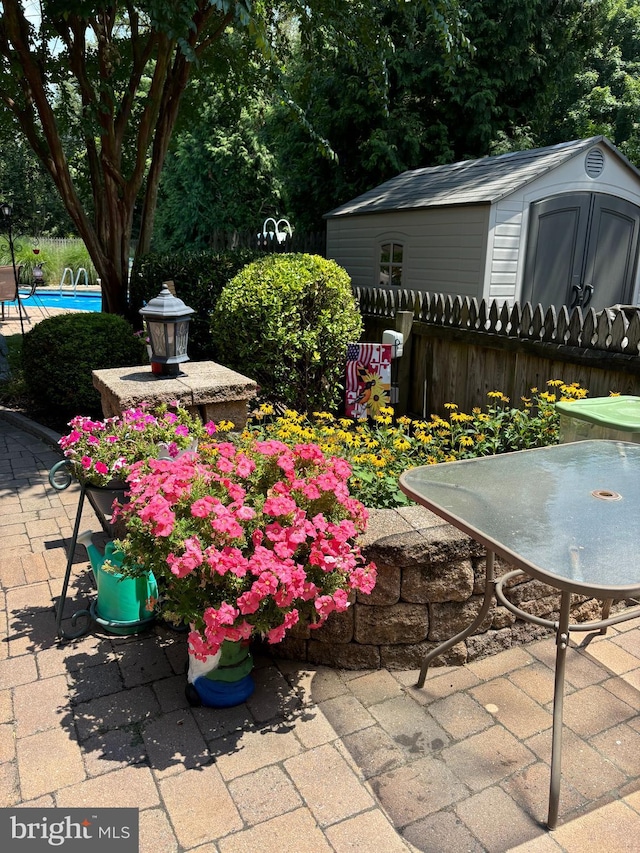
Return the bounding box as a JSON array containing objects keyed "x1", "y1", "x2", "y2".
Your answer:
[{"x1": 19, "y1": 289, "x2": 102, "y2": 312}]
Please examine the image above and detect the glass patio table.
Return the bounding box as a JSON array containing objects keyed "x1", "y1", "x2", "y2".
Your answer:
[{"x1": 399, "y1": 440, "x2": 640, "y2": 829}]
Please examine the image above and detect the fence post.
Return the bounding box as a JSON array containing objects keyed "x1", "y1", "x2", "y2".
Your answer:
[{"x1": 394, "y1": 310, "x2": 413, "y2": 415}]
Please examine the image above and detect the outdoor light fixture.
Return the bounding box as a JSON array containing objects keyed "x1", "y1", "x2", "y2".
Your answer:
[
  {"x1": 0, "y1": 200, "x2": 25, "y2": 335},
  {"x1": 139, "y1": 282, "x2": 194, "y2": 378}
]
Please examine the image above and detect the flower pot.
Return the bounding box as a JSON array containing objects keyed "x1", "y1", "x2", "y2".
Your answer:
[
  {"x1": 85, "y1": 480, "x2": 128, "y2": 536},
  {"x1": 186, "y1": 640, "x2": 255, "y2": 708}
]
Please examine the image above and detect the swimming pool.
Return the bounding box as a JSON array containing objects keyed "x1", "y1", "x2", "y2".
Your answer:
[{"x1": 19, "y1": 289, "x2": 102, "y2": 312}]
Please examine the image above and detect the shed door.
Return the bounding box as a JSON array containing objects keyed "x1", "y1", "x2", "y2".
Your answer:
[{"x1": 522, "y1": 192, "x2": 640, "y2": 312}]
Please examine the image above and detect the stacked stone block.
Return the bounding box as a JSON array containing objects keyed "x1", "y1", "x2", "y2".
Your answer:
[{"x1": 271, "y1": 505, "x2": 604, "y2": 670}]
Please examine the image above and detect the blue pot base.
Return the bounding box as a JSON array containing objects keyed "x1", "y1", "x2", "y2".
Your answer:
[{"x1": 187, "y1": 673, "x2": 255, "y2": 708}]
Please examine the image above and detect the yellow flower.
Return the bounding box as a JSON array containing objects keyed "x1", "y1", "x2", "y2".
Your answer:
[
  {"x1": 547, "y1": 379, "x2": 563, "y2": 387},
  {"x1": 259, "y1": 403, "x2": 275, "y2": 416},
  {"x1": 458, "y1": 435, "x2": 474, "y2": 447},
  {"x1": 415, "y1": 432, "x2": 432, "y2": 445},
  {"x1": 609, "y1": 391, "x2": 621, "y2": 397},
  {"x1": 444, "y1": 402, "x2": 458, "y2": 410},
  {"x1": 393, "y1": 437, "x2": 411, "y2": 452},
  {"x1": 217, "y1": 420, "x2": 235, "y2": 432}
]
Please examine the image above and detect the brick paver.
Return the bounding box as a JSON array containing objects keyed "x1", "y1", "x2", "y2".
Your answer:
[{"x1": 2, "y1": 410, "x2": 640, "y2": 852}]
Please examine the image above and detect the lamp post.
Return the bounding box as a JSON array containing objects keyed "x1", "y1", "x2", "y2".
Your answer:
[
  {"x1": 139, "y1": 282, "x2": 194, "y2": 378},
  {"x1": 0, "y1": 201, "x2": 24, "y2": 336}
]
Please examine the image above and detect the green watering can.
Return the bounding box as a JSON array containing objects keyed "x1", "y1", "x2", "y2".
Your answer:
[{"x1": 77, "y1": 530, "x2": 158, "y2": 635}]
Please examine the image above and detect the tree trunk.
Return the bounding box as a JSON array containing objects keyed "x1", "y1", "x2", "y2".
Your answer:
[{"x1": 0, "y1": 1, "x2": 226, "y2": 318}]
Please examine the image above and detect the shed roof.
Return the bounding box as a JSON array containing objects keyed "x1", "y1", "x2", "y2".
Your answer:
[{"x1": 324, "y1": 136, "x2": 640, "y2": 218}]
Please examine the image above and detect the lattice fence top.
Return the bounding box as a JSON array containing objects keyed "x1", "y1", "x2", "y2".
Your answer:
[{"x1": 353, "y1": 286, "x2": 640, "y2": 357}]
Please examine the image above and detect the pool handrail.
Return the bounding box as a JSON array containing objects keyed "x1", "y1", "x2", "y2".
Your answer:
[
  {"x1": 59, "y1": 268, "x2": 74, "y2": 293},
  {"x1": 59, "y1": 267, "x2": 89, "y2": 296}
]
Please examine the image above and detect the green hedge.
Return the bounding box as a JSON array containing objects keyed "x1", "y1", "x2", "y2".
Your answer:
[
  {"x1": 22, "y1": 313, "x2": 145, "y2": 424},
  {"x1": 129, "y1": 247, "x2": 261, "y2": 360}
]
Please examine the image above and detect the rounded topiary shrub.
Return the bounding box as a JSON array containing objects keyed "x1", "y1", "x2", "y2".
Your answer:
[
  {"x1": 210, "y1": 254, "x2": 363, "y2": 413},
  {"x1": 22, "y1": 312, "x2": 145, "y2": 427}
]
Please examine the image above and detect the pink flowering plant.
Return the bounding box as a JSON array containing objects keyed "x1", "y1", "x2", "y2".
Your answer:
[
  {"x1": 117, "y1": 437, "x2": 377, "y2": 659},
  {"x1": 58, "y1": 402, "x2": 216, "y2": 488}
]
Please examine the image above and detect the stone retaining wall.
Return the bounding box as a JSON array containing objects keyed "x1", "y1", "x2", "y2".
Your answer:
[{"x1": 270, "y1": 505, "x2": 607, "y2": 670}]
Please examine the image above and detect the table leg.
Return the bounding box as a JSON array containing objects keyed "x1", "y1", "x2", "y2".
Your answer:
[
  {"x1": 547, "y1": 589, "x2": 572, "y2": 830},
  {"x1": 599, "y1": 598, "x2": 613, "y2": 634},
  {"x1": 417, "y1": 549, "x2": 496, "y2": 688}
]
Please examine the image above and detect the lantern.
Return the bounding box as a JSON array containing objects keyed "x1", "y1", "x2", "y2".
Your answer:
[{"x1": 139, "y1": 282, "x2": 194, "y2": 378}]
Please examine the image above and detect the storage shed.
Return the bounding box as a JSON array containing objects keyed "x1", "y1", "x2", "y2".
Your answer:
[{"x1": 324, "y1": 136, "x2": 640, "y2": 313}]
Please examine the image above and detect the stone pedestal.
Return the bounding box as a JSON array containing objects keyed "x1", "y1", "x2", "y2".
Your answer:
[{"x1": 92, "y1": 361, "x2": 257, "y2": 428}]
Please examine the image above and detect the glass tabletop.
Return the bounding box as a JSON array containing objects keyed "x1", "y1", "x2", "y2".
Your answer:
[{"x1": 399, "y1": 440, "x2": 640, "y2": 597}]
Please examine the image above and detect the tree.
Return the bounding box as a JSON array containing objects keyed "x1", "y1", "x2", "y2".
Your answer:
[
  {"x1": 543, "y1": 0, "x2": 640, "y2": 163},
  {"x1": 0, "y1": 130, "x2": 75, "y2": 237},
  {"x1": 0, "y1": 1, "x2": 466, "y2": 314},
  {"x1": 0, "y1": 1, "x2": 246, "y2": 312},
  {"x1": 152, "y1": 29, "x2": 284, "y2": 249},
  {"x1": 266, "y1": 0, "x2": 592, "y2": 229}
]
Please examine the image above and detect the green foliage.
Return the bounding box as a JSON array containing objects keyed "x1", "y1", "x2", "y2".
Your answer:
[
  {"x1": 0, "y1": 332, "x2": 28, "y2": 409},
  {"x1": 545, "y1": 0, "x2": 640, "y2": 162},
  {"x1": 153, "y1": 29, "x2": 286, "y2": 246},
  {"x1": 245, "y1": 381, "x2": 589, "y2": 509},
  {"x1": 265, "y1": 0, "x2": 588, "y2": 229},
  {"x1": 0, "y1": 134, "x2": 75, "y2": 237},
  {"x1": 0, "y1": 238, "x2": 96, "y2": 287},
  {"x1": 129, "y1": 247, "x2": 261, "y2": 360},
  {"x1": 21, "y1": 313, "x2": 145, "y2": 425},
  {"x1": 210, "y1": 253, "x2": 362, "y2": 412}
]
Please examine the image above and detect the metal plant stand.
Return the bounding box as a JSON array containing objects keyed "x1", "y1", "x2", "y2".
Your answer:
[{"x1": 48, "y1": 459, "x2": 126, "y2": 640}]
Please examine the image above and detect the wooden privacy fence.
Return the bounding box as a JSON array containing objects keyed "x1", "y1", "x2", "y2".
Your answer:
[{"x1": 354, "y1": 285, "x2": 640, "y2": 416}]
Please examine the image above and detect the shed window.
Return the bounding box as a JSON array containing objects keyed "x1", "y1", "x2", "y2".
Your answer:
[{"x1": 379, "y1": 242, "x2": 404, "y2": 286}]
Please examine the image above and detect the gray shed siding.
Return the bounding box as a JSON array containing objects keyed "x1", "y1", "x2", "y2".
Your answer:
[
  {"x1": 327, "y1": 205, "x2": 490, "y2": 296},
  {"x1": 327, "y1": 138, "x2": 640, "y2": 306},
  {"x1": 486, "y1": 144, "x2": 640, "y2": 304}
]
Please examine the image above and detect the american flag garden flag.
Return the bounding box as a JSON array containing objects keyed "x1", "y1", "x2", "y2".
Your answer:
[{"x1": 345, "y1": 343, "x2": 392, "y2": 419}]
